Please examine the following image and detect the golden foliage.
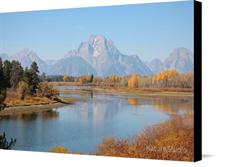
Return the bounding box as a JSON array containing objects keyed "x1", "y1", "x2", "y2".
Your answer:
[
  {"x1": 49, "y1": 146, "x2": 82, "y2": 154},
  {"x1": 96, "y1": 115, "x2": 194, "y2": 161},
  {"x1": 49, "y1": 146, "x2": 70, "y2": 154},
  {"x1": 17, "y1": 81, "x2": 29, "y2": 100},
  {"x1": 152, "y1": 70, "x2": 193, "y2": 88},
  {"x1": 37, "y1": 81, "x2": 59, "y2": 98},
  {"x1": 61, "y1": 70, "x2": 193, "y2": 90},
  {"x1": 78, "y1": 75, "x2": 91, "y2": 85},
  {"x1": 128, "y1": 74, "x2": 140, "y2": 88},
  {"x1": 108, "y1": 75, "x2": 120, "y2": 83},
  {"x1": 63, "y1": 74, "x2": 69, "y2": 82},
  {"x1": 152, "y1": 69, "x2": 178, "y2": 84},
  {"x1": 74, "y1": 77, "x2": 79, "y2": 82}
]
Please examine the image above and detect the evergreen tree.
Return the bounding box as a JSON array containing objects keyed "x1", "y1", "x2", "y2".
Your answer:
[
  {"x1": 23, "y1": 67, "x2": 30, "y2": 83},
  {"x1": 40, "y1": 72, "x2": 46, "y2": 82},
  {"x1": 28, "y1": 62, "x2": 40, "y2": 95},
  {"x1": 0, "y1": 58, "x2": 7, "y2": 110},
  {"x1": 0, "y1": 58, "x2": 4, "y2": 89},
  {"x1": 3, "y1": 60, "x2": 12, "y2": 88},
  {"x1": 10, "y1": 61, "x2": 24, "y2": 88},
  {"x1": 90, "y1": 74, "x2": 94, "y2": 83}
]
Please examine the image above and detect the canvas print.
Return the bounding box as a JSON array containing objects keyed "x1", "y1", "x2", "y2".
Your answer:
[{"x1": 0, "y1": 0, "x2": 201, "y2": 161}]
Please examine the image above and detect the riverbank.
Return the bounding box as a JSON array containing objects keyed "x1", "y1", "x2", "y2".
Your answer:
[
  {"x1": 0, "y1": 96, "x2": 77, "y2": 117},
  {"x1": 58, "y1": 86, "x2": 193, "y2": 97},
  {"x1": 49, "y1": 114, "x2": 194, "y2": 161},
  {"x1": 93, "y1": 87, "x2": 193, "y2": 97},
  {"x1": 95, "y1": 114, "x2": 194, "y2": 161}
]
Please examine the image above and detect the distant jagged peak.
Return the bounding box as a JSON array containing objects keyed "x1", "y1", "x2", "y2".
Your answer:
[
  {"x1": 150, "y1": 58, "x2": 163, "y2": 64},
  {"x1": 64, "y1": 49, "x2": 78, "y2": 58},
  {"x1": 77, "y1": 34, "x2": 120, "y2": 59},
  {"x1": 88, "y1": 34, "x2": 107, "y2": 46},
  {"x1": 164, "y1": 47, "x2": 194, "y2": 73},
  {"x1": 170, "y1": 47, "x2": 193, "y2": 58},
  {"x1": 0, "y1": 53, "x2": 9, "y2": 61},
  {"x1": 12, "y1": 48, "x2": 38, "y2": 59}
]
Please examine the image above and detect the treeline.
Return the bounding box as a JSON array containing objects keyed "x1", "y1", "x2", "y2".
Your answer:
[
  {"x1": 0, "y1": 58, "x2": 58, "y2": 110},
  {"x1": 60, "y1": 69, "x2": 194, "y2": 89}
]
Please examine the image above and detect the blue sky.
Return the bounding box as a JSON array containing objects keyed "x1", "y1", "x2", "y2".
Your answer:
[{"x1": 0, "y1": 0, "x2": 194, "y2": 61}]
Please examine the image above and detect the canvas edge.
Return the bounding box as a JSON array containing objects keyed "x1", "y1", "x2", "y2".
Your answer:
[{"x1": 194, "y1": 0, "x2": 202, "y2": 162}]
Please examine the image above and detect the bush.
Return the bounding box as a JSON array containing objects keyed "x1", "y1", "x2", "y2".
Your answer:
[
  {"x1": 0, "y1": 88, "x2": 6, "y2": 110},
  {"x1": 49, "y1": 146, "x2": 82, "y2": 154},
  {"x1": 17, "y1": 81, "x2": 29, "y2": 100},
  {"x1": 49, "y1": 146, "x2": 70, "y2": 153},
  {"x1": 96, "y1": 115, "x2": 194, "y2": 161},
  {"x1": 37, "y1": 81, "x2": 59, "y2": 98}
]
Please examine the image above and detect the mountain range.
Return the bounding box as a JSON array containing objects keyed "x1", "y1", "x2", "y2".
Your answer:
[{"x1": 0, "y1": 35, "x2": 194, "y2": 76}]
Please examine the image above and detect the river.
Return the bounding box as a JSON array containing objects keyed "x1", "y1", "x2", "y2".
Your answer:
[{"x1": 0, "y1": 87, "x2": 193, "y2": 153}]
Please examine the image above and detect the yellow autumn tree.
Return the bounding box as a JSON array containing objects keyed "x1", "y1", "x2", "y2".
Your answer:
[
  {"x1": 63, "y1": 74, "x2": 69, "y2": 82},
  {"x1": 17, "y1": 81, "x2": 29, "y2": 100},
  {"x1": 128, "y1": 74, "x2": 140, "y2": 88},
  {"x1": 74, "y1": 77, "x2": 79, "y2": 82},
  {"x1": 152, "y1": 70, "x2": 179, "y2": 87},
  {"x1": 79, "y1": 75, "x2": 91, "y2": 85}
]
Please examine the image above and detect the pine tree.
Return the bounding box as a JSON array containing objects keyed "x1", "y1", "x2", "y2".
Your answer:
[
  {"x1": 0, "y1": 58, "x2": 4, "y2": 89},
  {"x1": 10, "y1": 61, "x2": 24, "y2": 88},
  {"x1": 40, "y1": 72, "x2": 46, "y2": 82},
  {"x1": 90, "y1": 74, "x2": 94, "y2": 83},
  {"x1": 0, "y1": 58, "x2": 7, "y2": 110},
  {"x1": 28, "y1": 62, "x2": 40, "y2": 95},
  {"x1": 3, "y1": 60, "x2": 12, "y2": 88}
]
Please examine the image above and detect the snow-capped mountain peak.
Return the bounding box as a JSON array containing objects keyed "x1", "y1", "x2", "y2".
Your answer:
[{"x1": 0, "y1": 35, "x2": 194, "y2": 77}]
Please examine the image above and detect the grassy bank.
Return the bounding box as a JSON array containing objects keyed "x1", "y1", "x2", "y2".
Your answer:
[
  {"x1": 0, "y1": 96, "x2": 77, "y2": 117},
  {"x1": 95, "y1": 115, "x2": 194, "y2": 161}
]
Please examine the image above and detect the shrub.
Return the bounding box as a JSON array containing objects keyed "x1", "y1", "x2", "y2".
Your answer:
[
  {"x1": 49, "y1": 146, "x2": 70, "y2": 153},
  {"x1": 96, "y1": 115, "x2": 194, "y2": 161},
  {"x1": 0, "y1": 88, "x2": 6, "y2": 110},
  {"x1": 37, "y1": 81, "x2": 59, "y2": 98},
  {"x1": 49, "y1": 146, "x2": 82, "y2": 154},
  {"x1": 63, "y1": 74, "x2": 69, "y2": 82},
  {"x1": 17, "y1": 81, "x2": 29, "y2": 100}
]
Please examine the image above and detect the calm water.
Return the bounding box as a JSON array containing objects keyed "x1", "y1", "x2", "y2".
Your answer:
[{"x1": 0, "y1": 88, "x2": 193, "y2": 153}]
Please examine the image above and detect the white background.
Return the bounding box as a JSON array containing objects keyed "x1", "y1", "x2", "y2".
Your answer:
[{"x1": 0, "y1": 0, "x2": 230, "y2": 166}]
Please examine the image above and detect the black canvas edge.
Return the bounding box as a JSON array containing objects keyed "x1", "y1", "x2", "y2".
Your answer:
[{"x1": 194, "y1": 0, "x2": 202, "y2": 162}]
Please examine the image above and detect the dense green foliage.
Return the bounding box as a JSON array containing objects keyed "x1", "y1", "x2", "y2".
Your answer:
[{"x1": 0, "y1": 58, "x2": 40, "y2": 110}]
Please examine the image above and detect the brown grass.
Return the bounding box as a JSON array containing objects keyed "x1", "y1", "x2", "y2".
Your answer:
[
  {"x1": 49, "y1": 146, "x2": 82, "y2": 154},
  {"x1": 49, "y1": 146, "x2": 70, "y2": 154},
  {"x1": 95, "y1": 115, "x2": 194, "y2": 161},
  {"x1": 4, "y1": 91, "x2": 55, "y2": 107}
]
